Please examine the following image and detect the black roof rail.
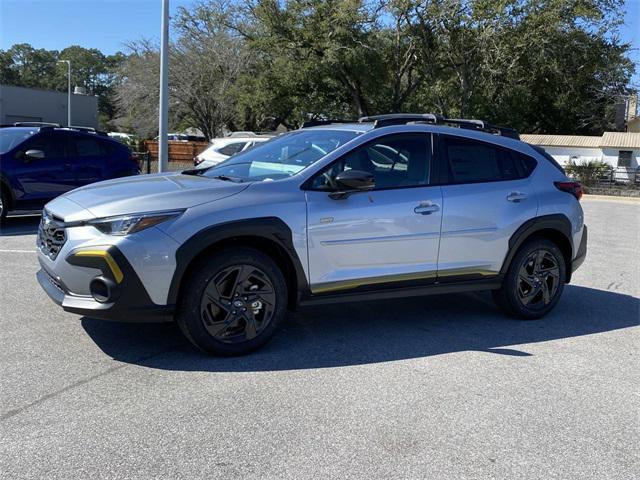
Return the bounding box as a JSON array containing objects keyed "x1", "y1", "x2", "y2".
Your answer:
[
  {"x1": 300, "y1": 113, "x2": 520, "y2": 139},
  {"x1": 359, "y1": 113, "x2": 445, "y2": 128},
  {"x1": 65, "y1": 126, "x2": 109, "y2": 136},
  {"x1": 358, "y1": 113, "x2": 519, "y2": 139},
  {"x1": 442, "y1": 118, "x2": 519, "y2": 139},
  {"x1": 301, "y1": 119, "x2": 358, "y2": 128}
]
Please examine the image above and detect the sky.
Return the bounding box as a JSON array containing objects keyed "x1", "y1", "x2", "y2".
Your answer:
[{"x1": 0, "y1": 0, "x2": 638, "y2": 85}]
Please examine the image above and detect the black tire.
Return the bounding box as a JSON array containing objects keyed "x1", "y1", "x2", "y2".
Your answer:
[
  {"x1": 176, "y1": 247, "x2": 288, "y2": 355},
  {"x1": 0, "y1": 188, "x2": 8, "y2": 222},
  {"x1": 493, "y1": 238, "x2": 566, "y2": 319}
]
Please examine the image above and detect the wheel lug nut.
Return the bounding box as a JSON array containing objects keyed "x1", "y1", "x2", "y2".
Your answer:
[{"x1": 232, "y1": 311, "x2": 236, "y2": 315}]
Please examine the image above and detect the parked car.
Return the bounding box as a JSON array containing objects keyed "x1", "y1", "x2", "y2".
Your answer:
[
  {"x1": 193, "y1": 132, "x2": 274, "y2": 169},
  {"x1": 0, "y1": 123, "x2": 139, "y2": 219},
  {"x1": 36, "y1": 114, "x2": 587, "y2": 355}
]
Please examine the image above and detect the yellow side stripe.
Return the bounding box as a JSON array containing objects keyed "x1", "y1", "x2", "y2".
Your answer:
[{"x1": 73, "y1": 250, "x2": 124, "y2": 284}]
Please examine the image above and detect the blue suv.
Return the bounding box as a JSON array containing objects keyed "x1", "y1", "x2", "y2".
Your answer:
[{"x1": 0, "y1": 123, "x2": 139, "y2": 219}]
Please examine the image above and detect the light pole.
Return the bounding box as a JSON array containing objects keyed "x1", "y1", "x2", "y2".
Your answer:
[
  {"x1": 57, "y1": 60, "x2": 71, "y2": 126},
  {"x1": 158, "y1": 0, "x2": 169, "y2": 172}
]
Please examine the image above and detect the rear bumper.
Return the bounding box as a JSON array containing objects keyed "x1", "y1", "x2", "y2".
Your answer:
[
  {"x1": 571, "y1": 225, "x2": 588, "y2": 273},
  {"x1": 37, "y1": 246, "x2": 174, "y2": 323}
]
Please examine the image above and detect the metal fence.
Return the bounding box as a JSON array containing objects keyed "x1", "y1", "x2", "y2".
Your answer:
[{"x1": 134, "y1": 152, "x2": 194, "y2": 173}]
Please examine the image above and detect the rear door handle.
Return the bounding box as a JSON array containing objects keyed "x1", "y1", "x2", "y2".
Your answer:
[
  {"x1": 506, "y1": 192, "x2": 527, "y2": 203},
  {"x1": 414, "y1": 201, "x2": 440, "y2": 215}
]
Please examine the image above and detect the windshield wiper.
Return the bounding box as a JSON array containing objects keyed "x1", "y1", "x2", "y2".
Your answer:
[{"x1": 211, "y1": 174, "x2": 244, "y2": 183}]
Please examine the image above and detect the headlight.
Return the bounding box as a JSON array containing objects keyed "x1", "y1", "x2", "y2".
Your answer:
[{"x1": 89, "y1": 210, "x2": 184, "y2": 236}]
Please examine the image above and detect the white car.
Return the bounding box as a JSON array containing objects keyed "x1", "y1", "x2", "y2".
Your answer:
[{"x1": 194, "y1": 133, "x2": 274, "y2": 168}]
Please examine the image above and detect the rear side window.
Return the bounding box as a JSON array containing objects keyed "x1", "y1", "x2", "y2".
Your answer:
[
  {"x1": 71, "y1": 136, "x2": 111, "y2": 157},
  {"x1": 218, "y1": 142, "x2": 246, "y2": 156},
  {"x1": 442, "y1": 136, "x2": 536, "y2": 184},
  {"x1": 530, "y1": 145, "x2": 564, "y2": 173}
]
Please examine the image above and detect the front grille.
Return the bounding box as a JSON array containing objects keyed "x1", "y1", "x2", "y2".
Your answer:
[{"x1": 37, "y1": 211, "x2": 67, "y2": 260}]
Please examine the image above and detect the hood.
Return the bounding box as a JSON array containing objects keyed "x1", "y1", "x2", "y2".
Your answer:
[{"x1": 47, "y1": 172, "x2": 249, "y2": 220}]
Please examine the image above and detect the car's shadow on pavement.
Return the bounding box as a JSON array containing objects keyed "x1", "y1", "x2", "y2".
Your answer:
[
  {"x1": 81, "y1": 285, "x2": 639, "y2": 372},
  {"x1": 0, "y1": 215, "x2": 40, "y2": 236}
]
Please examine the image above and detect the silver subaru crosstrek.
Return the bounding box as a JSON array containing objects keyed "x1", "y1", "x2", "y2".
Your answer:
[{"x1": 37, "y1": 114, "x2": 587, "y2": 355}]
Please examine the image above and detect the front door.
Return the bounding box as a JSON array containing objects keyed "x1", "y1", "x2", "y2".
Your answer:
[
  {"x1": 12, "y1": 132, "x2": 76, "y2": 206},
  {"x1": 305, "y1": 133, "x2": 443, "y2": 294}
]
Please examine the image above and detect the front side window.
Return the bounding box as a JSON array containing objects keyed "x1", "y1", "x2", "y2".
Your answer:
[
  {"x1": 200, "y1": 130, "x2": 359, "y2": 182},
  {"x1": 310, "y1": 133, "x2": 431, "y2": 190},
  {"x1": 21, "y1": 133, "x2": 65, "y2": 159},
  {"x1": 442, "y1": 136, "x2": 525, "y2": 184}
]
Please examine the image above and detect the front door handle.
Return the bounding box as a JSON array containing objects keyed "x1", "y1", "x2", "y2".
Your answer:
[
  {"x1": 507, "y1": 192, "x2": 528, "y2": 203},
  {"x1": 414, "y1": 201, "x2": 440, "y2": 215}
]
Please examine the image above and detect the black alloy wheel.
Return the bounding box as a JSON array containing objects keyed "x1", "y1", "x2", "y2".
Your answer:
[
  {"x1": 493, "y1": 238, "x2": 566, "y2": 319},
  {"x1": 176, "y1": 247, "x2": 287, "y2": 355},
  {"x1": 516, "y1": 249, "x2": 561, "y2": 309},
  {"x1": 200, "y1": 264, "x2": 277, "y2": 343}
]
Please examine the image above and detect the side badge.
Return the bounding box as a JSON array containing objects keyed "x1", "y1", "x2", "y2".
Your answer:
[{"x1": 320, "y1": 217, "x2": 334, "y2": 224}]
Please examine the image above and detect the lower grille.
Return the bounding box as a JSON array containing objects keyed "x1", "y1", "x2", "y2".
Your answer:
[
  {"x1": 37, "y1": 211, "x2": 67, "y2": 260},
  {"x1": 45, "y1": 270, "x2": 66, "y2": 294}
]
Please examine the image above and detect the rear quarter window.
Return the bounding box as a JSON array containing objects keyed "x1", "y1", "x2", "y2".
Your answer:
[{"x1": 530, "y1": 145, "x2": 564, "y2": 173}]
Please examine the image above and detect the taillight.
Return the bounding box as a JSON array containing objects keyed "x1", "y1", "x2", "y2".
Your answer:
[{"x1": 554, "y1": 181, "x2": 583, "y2": 201}]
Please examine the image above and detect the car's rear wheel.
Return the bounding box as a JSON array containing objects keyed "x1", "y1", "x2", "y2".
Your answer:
[
  {"x1": 493, "y1": 238, "x2": 566, "y2": 319},
  {"x1": 176, "y1": 247, "x2": 288, "y2": 355}
]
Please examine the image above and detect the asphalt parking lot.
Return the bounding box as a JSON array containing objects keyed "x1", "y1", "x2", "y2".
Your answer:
[{"x1": 1, "y1": 196, "x2": 638, "y2": 480}]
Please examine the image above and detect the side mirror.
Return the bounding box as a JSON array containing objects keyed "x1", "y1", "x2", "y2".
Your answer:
[
  {"x1": 329, "y1": 169, "x2": 375, "y2": 200},
  {"x1": 24, "y1": 149, "x2": 45, "y2": 161}
]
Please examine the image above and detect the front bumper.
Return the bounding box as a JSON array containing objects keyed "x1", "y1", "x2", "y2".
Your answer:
[
  {"x1": 571, "y1": 225, "x2": 588, "y2": 273},
  {"x1": 37, "y1": 245, "x2": 174, "y2": 323}
]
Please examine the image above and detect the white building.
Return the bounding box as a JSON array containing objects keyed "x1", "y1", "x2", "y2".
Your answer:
[{"x1": 521, "y1": 132, "x2": 640, "y2": 170}]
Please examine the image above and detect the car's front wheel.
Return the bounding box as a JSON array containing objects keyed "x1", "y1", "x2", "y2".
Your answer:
[
  {"x1": 493, "y1": 238, "x2": 566, "y2": 319},
  {"x1": 176, "y1": 247, "x2": 288, "y2": 355}
]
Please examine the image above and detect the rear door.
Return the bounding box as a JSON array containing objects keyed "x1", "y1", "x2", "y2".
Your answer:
[
  {"x1": 436, "y1": 134, "x2": 539, "y2": 279},
  {"x1": 11, "y1": 132, "x2": 76, "y2": 203}
]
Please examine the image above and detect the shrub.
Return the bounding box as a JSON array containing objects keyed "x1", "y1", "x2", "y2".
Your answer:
[{"x1": 565, "y1": 159, "x2": 611, "y2": 186}]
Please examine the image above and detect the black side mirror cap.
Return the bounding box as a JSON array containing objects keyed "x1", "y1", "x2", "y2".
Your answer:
[{"x1": 329, "y1": 169, "x2": 375, "y2": 199}]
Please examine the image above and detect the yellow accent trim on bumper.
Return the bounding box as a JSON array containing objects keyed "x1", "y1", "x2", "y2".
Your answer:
[{"x1": 73, "y1": 249, "x2": 124, "y2": 284}]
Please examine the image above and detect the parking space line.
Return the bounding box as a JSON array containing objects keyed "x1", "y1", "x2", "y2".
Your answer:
[{"x1": 0, "y1": 249, "x2": 37, "y2": 253}]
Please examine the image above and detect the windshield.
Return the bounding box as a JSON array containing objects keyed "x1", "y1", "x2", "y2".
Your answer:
[
  {"x1": 199, "y1": 129, "x2": 359, "y2": 182},
  {"x1": 0, "y1": 128, "x2": 38, "y2": 154}
]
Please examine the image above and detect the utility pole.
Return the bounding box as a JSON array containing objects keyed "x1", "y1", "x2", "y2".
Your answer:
[
  {"x1": 158, "y1": 0, "x2": 169, "y2": 172},
  {"x1": 57, "y1": 60, "x2": 71, "y2": 126}
]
